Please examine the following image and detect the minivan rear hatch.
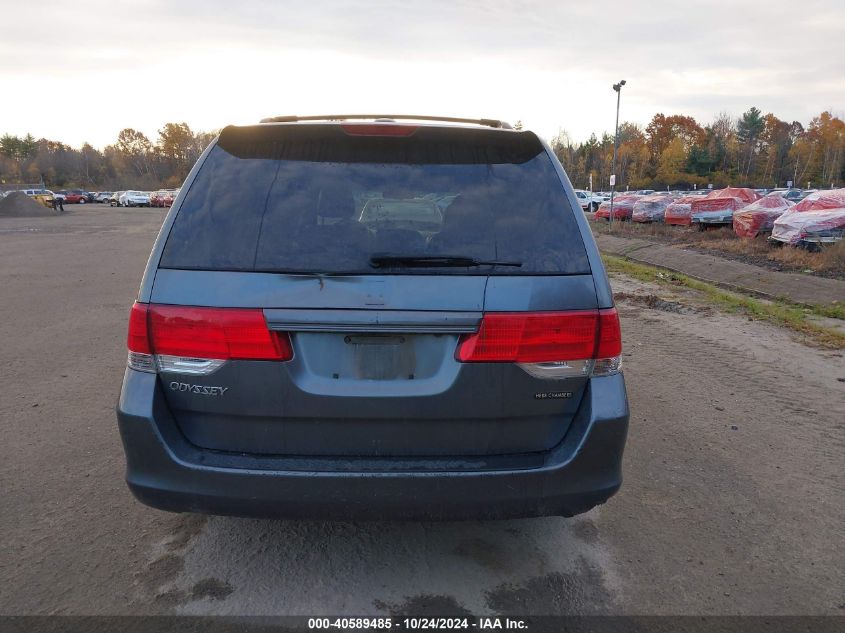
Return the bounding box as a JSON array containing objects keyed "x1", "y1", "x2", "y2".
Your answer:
[{"x1": 148, "y1": 122, "x2": 597, "y2": 459}]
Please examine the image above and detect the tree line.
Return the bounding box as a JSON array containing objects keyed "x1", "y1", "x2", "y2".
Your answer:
[
  {"x1": 1, "y1": 109, "x2": 843, "y2": 192},
  {"x1": 0, "y1": 123, "x2": 217, "y2": 191},
  {"x1": 552, "y1": 108, "x2": 843, "y2": 191}
]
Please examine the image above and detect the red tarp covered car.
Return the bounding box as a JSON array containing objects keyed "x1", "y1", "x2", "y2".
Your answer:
[
  {"x1": 666, "y1": 188, "x2": 760, "y2": 227},
  {"x1": 594, "y1": 194, "x2": 639, "y2": 221},
  {"x1": 690, "y1": 187, "x2": 761, "y2": 227},
  {"x1": 733, "y1": 194, "x2": 794, "y2": 238},
  {"x1": 663, "y1": 195, "x2": 701, "y2": 226},
  {"x1": 771, "y1": 189, "x2": 845, "y2": 245},
  {"x1": 632, "y1": 194, "x2": 677, "y2": 223}
]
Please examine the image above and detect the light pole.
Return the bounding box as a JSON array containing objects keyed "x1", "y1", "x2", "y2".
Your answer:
[{"x1": 609, "y1": 79, "x2": 626, "y2": 226}]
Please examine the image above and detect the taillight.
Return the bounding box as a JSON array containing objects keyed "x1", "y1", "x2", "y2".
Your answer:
[
  {"x1": 456, "y1": 312, "x2": 598, "y2": 363},
  {"x1": 596, "y1": 308, "x2": 622, "y2": 358},
  {"x1": 340, "y1": 123, "x2": 418, "y2": 136},
  {"x1": 126, "y1": 303, "x2": 292, "y2": 375},
  {"x1": 455, "y1": 309, "x2": 622, "y2": 378},
  {"x1": 148, "y1": 305, "x2": 289, "y2": 360},
  {"x1": 127, "y1": 303, "x2": 151, "y2": 354},
  {"x1": 127, "y1": 303, "x2": 155, "y2": 373}
]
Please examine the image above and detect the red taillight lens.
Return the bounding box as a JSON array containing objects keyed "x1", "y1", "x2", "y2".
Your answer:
[
  {"x1": 596, "y1": 308, "x2": 622, "y2": 358},
  {"x1": 456, "y1": 311, "x2": 598, "y2": 363},
  {"x1": 340, "y1": 123, "x2": 418, "y2": 137},
  {"x1": 455, "y1": 309, "x2": 622, "y2": 363},
  {"x1": 127, "y1": 302, "x2": 151, "y2": 354},
  {"x1": 130, "y1": 304, "x2": 292, "y2": 361}
]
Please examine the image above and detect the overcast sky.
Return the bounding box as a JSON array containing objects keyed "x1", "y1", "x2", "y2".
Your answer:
[{"x1": 2, "y1": 0, "x2": 843, "y2": 148}]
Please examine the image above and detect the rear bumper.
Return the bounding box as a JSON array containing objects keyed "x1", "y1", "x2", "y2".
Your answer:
[{"x1": 116, "y1": 369, "x2": 629, "y2": 520}]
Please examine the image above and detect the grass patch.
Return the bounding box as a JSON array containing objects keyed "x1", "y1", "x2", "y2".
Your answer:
[{"x1": 603, "y1": 254, "x2": 845, "y2": 349}]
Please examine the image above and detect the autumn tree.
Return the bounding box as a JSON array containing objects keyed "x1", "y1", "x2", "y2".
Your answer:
[
  {"x1": 645, "y1": 114, "x2": 705, "y2": 175},
  {"x1": 756, "y1": 114, "x2": 793, "y2": 187},
  {"x1": 615, "y1": 123, "x2": 650, "y2": 188},
  {"x1": 655, "y1": 138, "x2": 689, "y2": 187},
  {"x1": 116, "y1": 128, "x2": 155, "y2": 178}
]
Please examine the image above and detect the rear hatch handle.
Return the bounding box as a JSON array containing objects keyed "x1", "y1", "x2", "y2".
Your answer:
[{"x1": 264, "y1": 309, "x2": 481, "y2": 334}]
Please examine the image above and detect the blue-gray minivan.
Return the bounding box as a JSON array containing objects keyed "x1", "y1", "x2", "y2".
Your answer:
[{"x1": 117, "y1": 115, "x2": 629, "y2": 520}]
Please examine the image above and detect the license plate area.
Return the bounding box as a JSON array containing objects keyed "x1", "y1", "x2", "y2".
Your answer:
[{"x1": 346, "y1": 334, "x2": 416, "y2": 380}]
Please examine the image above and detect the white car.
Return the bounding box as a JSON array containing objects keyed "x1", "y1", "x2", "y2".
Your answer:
[
  {"x1": 16, "y1": 188, "x2": 61, "y2": 199},
  {"x1": 119, "y1": 191, "x2": 151, "y2": 207},
  {"x1": 573, "y1": 189, "x2": 607, "y2": 212}
]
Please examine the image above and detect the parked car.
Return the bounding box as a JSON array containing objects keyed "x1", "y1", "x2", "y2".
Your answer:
[
  {"x1": 690, "y1": 187, "x2": 760, "y2": 227},
  {"x1": 733, "y1": 194, "x2": 794, "y2": 238},
  {"x1": 150, "y1": 190, "x2": 178, "y2": 207},
  {"x1": 119, "y1": 190, "x2": 151, "y2": 207},
  {"x1": 664, "y1": 195, "x2": 702, "y2": 225},
  {"x1": 665, "y1": 187, "x2": 759, "y2": 227},
  {"x1": 573, "y1": 189, "x2": 603, "y2": 212},
  {"x1": 17, "y1": 189, "x2": 56, "y2": 208},
  {"x1": 54, "y1": 189, "x2": 89, "y2": 204},
  {"x1": 632, "y1": 194, "x2": 676, "y2": 223},
  {"x1": 117, "y1": 115, "x2": 628, "y2": 520},
  {"x1": 95, "y1": 192, "x2": 114, "y2": 203},
  {"x1": 775, "y1": 189, "x2": 812, "y2": 203},
  {"x1": 594, "y1": 194, "x2": 639, "y2": 221},
  {"x1": 771, "y1": 189, "x2": 845, "y2": 246},
  {"x1": 18, "y1": 188, "x2": 52, "y2": 197},
  {"x1": 109, "y1": 191, "x2": 125, "y2": 207}
]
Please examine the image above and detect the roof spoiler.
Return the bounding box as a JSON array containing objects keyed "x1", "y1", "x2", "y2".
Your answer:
[{"x1": 258, "y1": 114, "x2": 514, "y2": 130}]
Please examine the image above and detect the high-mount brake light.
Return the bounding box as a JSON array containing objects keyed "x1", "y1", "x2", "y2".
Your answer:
[
  {"x1": 126, "y1": 303, "x2": 293, "y2": 375},
  {"x1": 340, "y1": 124, "x2": 418, "y2": 137},
  {"x1": 455, "y1": 309, "x2": 622, "y2": 378}
]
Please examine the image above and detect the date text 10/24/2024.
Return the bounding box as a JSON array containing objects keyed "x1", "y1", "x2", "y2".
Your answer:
[{"x1": 307, "y1": 617, "x2": 529, "y2": 630}]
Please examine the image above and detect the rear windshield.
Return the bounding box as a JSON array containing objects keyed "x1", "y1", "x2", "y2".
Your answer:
[{"x1": 160, "y1": 125, "x2": 590, "y2": 275}]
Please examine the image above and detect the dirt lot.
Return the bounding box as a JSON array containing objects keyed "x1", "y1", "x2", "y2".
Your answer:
[{"x1": 0, "y1": 206, "x2": 843, "y2": 616}]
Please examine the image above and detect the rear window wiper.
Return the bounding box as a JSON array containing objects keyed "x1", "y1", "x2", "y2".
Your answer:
[{"x1": 369, "y1": 254, "x2": 522, "y2": 268}]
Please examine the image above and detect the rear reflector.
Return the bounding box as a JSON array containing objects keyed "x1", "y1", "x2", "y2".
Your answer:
[
  {"x1": 455, "y1": 309, "x2": 622, "y2": 364},
  {"x1": 127, "y1": 303, "x2": 292, "y2": 373},
  {"x1": 340, "y1": 123, "x2": 418, "y2": 137}
]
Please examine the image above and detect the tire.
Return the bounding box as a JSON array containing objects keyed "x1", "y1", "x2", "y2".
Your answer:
[
  {"x1": 78, "y1": 198, "x2": 85, "y2": 204},
  {"x1": 590, "y1": 202, "x2": 599, "y2": 212}
]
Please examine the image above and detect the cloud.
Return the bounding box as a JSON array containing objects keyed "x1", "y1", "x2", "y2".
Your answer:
[{"x1": 1, "y1": 0, "x2": 842, "y2": 147}]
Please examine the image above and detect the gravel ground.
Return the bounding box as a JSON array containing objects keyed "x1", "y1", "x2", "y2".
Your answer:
[{"x1": 1, "y1": 206, "x2": 843, "y2": 616}]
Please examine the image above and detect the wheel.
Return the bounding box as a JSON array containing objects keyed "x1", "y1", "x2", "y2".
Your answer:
[
  {"x1": 78, "y1": 198, "x2": 85, "y2": 204},
  {"x1": 590, "y1": 202, "x2": 599, "y2": 212}
]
